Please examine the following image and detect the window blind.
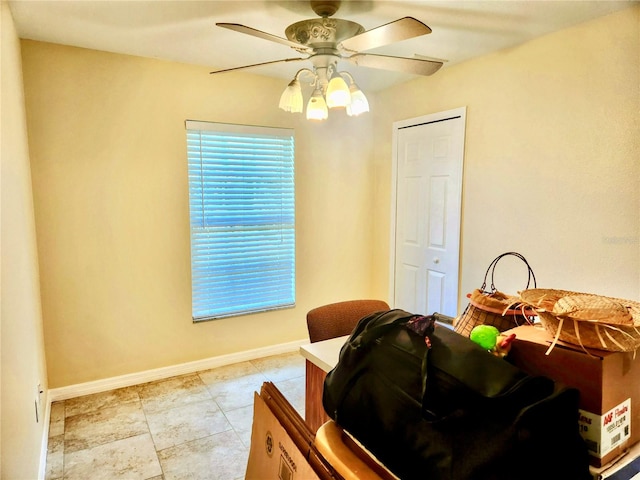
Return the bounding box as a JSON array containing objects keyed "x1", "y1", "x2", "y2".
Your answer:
[{"x1": 186, "y1": 121, "x2": 295, "y2": 321}]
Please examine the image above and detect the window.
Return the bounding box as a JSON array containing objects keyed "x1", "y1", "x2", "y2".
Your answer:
[{"x1": 186, "y1": 121, "x2": 295, "y2": 321}]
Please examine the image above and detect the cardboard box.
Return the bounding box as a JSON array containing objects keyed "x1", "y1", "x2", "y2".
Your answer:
[
  {"x1": 505, "y1": 324, "x2": 640, "y2": 468},
  {"x1": 589, "y1": 439, "x2": 640, "y2": 479},
  {"x1": 246, "y1": 392, "x2": 321, "y2": 479}
]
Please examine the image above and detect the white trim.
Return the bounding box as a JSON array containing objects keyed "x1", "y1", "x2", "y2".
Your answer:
[
  {"x1": 38, "y1": 395, "x2": 52, "y2": 480},
  {"x1": 48, "y1": 339, "x2": 308, "y2": 401},
  {"x1": 185, "y1": 119, "x2": 293, "y2": 137},
  {"x1": 389, "y1": 107, "x2": 467, "y2": 309}
]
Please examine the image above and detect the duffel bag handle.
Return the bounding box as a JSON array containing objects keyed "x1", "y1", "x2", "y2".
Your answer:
[
  {"x1": 480, "y1": 252, "x2": 536, "y2": 294},
  {"x1": 357, "y1": 309, "x2": 422, "y2": 346}
]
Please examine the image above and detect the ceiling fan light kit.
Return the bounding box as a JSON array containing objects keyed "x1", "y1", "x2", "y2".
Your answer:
[
  {"x1": 213, "y1": 0, "x2": 444, "y2": 121},
  {"x1": 278, "y1": 62, "x2": 368, "y2": 120}
]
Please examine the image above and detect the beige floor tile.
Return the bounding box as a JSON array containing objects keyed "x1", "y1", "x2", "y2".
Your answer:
[
  {"x1": 251, "y1": 352, "x2": 306, "y2": 382},
  {"x1": 44, "y1": 434, "x2": 64, "y2": 480},
  {"x1": 146, "y1": 399, "x2": 231, "y2": 451},
  {"x1": 276, "y1": 377, "x2": 306, "y2": 417},
  {"x1": 202, "y1": 371, "x2": 267, "y2": 411},
  {"x1": 64, "y1": 386, "x2": 139, "y2": 417},
  {"x1": 64, "y1": 433, "x2": 162, "y2": 480},
  {"x1": 198, "y1": 361, "x2": 263, "y2": 383},
  {"x1": 222, "y1": 404, "x2": 254, "y2": 448},
  {"x1": 49, "y1": 401, "x2": 65, "y2": 437},
  {"x1": 65, "y1": 400, "x2": 149, "y2": 453},
  {"x1": 47, "y1": 352, "x2": 307, "y2": 479},
  {"x1": 139, "y1": 374, "x2": 212, "y2": 414},
  {"x1": 158, "y1": 430, "x2": 248, "y2": 480}
]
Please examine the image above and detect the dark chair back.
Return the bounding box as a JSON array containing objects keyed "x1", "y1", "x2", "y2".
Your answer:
[{"x1": 306, "y1": 299, "x2": 390, "y2": 343}]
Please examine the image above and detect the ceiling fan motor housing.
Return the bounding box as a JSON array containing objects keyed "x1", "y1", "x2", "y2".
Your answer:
[{"x1": 285, "y1": 18, "x2": 364, "y2": 49}]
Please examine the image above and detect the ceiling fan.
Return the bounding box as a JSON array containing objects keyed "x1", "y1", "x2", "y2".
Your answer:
[
  {"x1": 211, "y1": 0, "x2": 443, "y2": 119},
  {"x1": 212, "y1": 0, "x2": 442, "y2": 77}
]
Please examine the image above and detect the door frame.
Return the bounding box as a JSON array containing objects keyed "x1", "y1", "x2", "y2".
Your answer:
[{"x1": 388, "y1": 106, "x2": 467, "y2": 311}]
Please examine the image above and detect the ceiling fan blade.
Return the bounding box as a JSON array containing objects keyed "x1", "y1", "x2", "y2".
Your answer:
[
  {"x1": 216, "y1": 23, "x2": 312, "y2": 54},
  {"x1": 347, "y1": 53, "x2": 443, "y2": 76},
  {"x1": 210, "y1": 57, "x2": 306, "y2": 75},
  {"x1": 340, "y1": 17, "x2": 432, "y2": 53},
  {"x1": 414, "y1": 53, "x2": 448, "y2": 64}
]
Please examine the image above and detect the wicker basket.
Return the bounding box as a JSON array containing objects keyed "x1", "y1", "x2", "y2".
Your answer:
[
  {"x1": 519, "y1": 289, "x2": 640, "y2": 353},
  {"x1": 454, "y1": 252, "x2": 537, "y2": 337},
  {"x1": 454, "y1": 289, "x2": 537, "y2": 337}
]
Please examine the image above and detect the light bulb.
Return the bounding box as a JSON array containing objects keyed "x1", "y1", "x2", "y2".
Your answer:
[
  {"x1": 326, "y1": 74, "x2": 351, "y2": 108},
  {"x1": 306, "y1": 88, "x2": 328, "y2": 121},
  {"x1": 346, "y1": 84, "x2": 369, "y2": 117}
]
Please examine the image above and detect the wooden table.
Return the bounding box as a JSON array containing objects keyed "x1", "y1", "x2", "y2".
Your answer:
[{"x1": 299, "y1": 335, "x2": 348, "y2": 432}]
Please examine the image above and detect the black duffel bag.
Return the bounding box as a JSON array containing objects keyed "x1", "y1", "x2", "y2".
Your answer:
[{"x1": 322, "y1": 309, "x2": 590, "y2": 480}]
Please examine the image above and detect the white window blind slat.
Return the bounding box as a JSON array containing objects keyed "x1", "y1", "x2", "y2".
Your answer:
[{"x1": 186, "y1": 121, "x2": 295, "y2": 321}]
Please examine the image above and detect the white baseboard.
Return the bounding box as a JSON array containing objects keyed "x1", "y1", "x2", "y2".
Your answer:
[
  {"x1": 38, "y1": 395, "x2": 53, "y2": 480},
  {"x1": 48, "y1": 338, "x2": 309, "y2": 402}
]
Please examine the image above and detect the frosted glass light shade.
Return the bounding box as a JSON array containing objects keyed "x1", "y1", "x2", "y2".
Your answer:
[
  {"x1": 326, "y1": 75, "x2": 351, "y2": 108},
  {"x1": 346, "y1": 85, "x2": 369, "y2": 117},
  {"x1": 306, "y1": 89, "x2": 328, "y2": 120},
  {"x1": 279, "y1": 80, "x2": 303, "y2": 113}
]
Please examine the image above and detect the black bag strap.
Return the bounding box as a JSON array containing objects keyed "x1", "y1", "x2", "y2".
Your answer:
[{"x1": 480, "y1": 251, "x2": 537, "y2": 293}]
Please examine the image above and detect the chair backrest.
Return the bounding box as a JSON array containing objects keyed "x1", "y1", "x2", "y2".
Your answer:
[{"x1": 306, "y1": 299, "x2": 390, "y2": 343}]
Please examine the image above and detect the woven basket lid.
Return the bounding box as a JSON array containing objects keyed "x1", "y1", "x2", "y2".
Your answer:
[{"x1": 519, "y1": 289, "x2": 639, "y2": 326}]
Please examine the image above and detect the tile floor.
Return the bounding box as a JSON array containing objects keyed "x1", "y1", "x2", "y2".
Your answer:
[{"x1": 45, "y1": 351, "x2": 306, "y2": 480}]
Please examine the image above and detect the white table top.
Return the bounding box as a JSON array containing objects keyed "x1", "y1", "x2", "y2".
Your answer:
[{"x1": 299, "y1": 335, "x2": 348, "y2": 372}]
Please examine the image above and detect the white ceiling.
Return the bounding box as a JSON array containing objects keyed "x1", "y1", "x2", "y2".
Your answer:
[{"x1": 8, "y1": 0, "x2": 635, "y2": 92}]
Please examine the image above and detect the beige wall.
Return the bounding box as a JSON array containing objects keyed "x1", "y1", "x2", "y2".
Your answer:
[
  {"x1": 372, "y1": 6, "x2": 640, "y2": 308},
  {"x1": 1, "y1": 2, "x2": 49, "y2": 478},
  {"x1": 21, "y1": 41, "x2": 377, "y2": 388}
]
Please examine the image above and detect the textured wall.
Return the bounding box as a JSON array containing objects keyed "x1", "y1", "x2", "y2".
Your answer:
[{"x1": 372, "y1": 6, "x2": 640, "y2": 307}]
